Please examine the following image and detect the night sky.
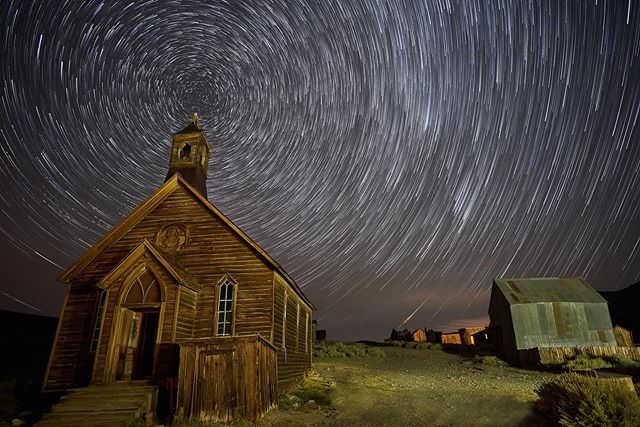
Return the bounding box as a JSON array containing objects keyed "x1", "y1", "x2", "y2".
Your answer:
[{"x1": 1, "y1": 1, "x2": 639, "y2": 341}]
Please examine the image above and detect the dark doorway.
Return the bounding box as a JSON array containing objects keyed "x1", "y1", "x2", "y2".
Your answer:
[{"x1": 133, "y1": 311, "x2": 159, "y2": 380}]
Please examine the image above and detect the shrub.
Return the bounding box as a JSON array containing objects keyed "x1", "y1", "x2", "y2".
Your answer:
[
  {"x1": 535, "y1": 373, "x2": 640, "y2": 426},
  {"x1": 481, "y1": 355, "x2": 509, "y2": 367},
  {"x1": 604, "y1": 355, "x2": 640, "y2": 372},
  {"x1": 402, "y1": 342, "x2": 419, "y2": 349},
  {"x1": 564, "y1": 355, "x2": 613, "y2": 371},
  {"x1": 173, "y1": 418, "x2": 253, "y2": 426},
  {"x1": 313, "y1": 341, "x2": 386, "y2": 359},
  {"x1": 382, "y1": 340, "x2": 442, "y2": 350},
  {"x1": 278, "y1": 377, "x2": 333, "y2": 410}
]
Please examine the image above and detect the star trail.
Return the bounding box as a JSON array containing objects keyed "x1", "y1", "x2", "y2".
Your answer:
[{"x1": 1, "y1": 1, "x2": 639, "y2": 340}]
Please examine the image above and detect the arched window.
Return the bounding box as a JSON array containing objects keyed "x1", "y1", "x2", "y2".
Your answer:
[
  {"x1": 179, "y1": 142, "x2": 192, "y2": 160},
  {"x1": 216, "y1": 278, "x2": 235, "y2": 336},
  {"x1": 122, "y1": 269, "x2": 162, "y2": 306}
]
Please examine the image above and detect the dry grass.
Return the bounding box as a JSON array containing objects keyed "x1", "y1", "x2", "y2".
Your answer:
[
  {"x1": 535, "y1": 373, "x2": 640, "y2": 426},
  {"x1": 258, "y1": 344, "x2": 553, "y2": 427}
]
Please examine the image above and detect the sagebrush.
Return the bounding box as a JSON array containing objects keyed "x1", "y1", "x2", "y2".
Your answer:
[
  {"x1": 535, "y1": 373, "x2": 640, "y2": 426},
  {"x1": 564, "y1": 355, "x2": 613, "y2": 371},
  {"x1": 388, "y1": 340, "x2": 442, "y2": 350},
  {"x1": 480, "y1": 355, "x2": 509, "y2": 367},
  {"x1": 563, "y1": 354, "x2": 640, "y2": 372},
  {"x1": 313, "y1": 341, "x2": 386, "y2": 359}
]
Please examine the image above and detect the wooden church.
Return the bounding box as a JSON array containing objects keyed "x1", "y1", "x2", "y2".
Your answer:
[{"x1": 42, "y1": 114, "x2": 315, "y2": 423}]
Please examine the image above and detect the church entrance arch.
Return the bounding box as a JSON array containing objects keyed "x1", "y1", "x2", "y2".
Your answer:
[{"x1": 107, "y1": 265, "x2": 165, "y2": 382}]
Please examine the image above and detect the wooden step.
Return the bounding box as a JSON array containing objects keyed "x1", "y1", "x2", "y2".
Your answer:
[
  {"x1": 35, "y1": 382, "x2": 157, "y2": 427},
  {"x1": 36, "y1": 416, "x2": 135, "y2": 427},
  {"x1": 37, "y1": 414, "x2": 136, "y2": 424},
  {"x1": 61, "y1": 391, "x2": 153, "y2": 402},
  {"x1": 52, "y1": 402, "x2": 144, "y2": 413}
]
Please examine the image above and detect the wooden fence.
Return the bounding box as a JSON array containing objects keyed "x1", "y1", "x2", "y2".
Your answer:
[
  {"x1": 517, "y1": 345, "x2": 640, "y2": 367},
  {"x1": 175, "y1": 335, "x2": 278, "y2": 423}
]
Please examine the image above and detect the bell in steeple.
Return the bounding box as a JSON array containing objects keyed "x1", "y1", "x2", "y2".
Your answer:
[{"x1": 166, "y1": 113, "x2": 211, "y2": 196}]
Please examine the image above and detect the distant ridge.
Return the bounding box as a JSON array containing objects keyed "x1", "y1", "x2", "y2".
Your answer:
[{"x1": 600, "y1": 281, "x2": 640, "y2": 344}]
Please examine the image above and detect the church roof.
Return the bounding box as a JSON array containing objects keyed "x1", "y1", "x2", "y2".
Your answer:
[
  {"x1": 97, "y1": 239, "x2": 201, "y2": 292},
  {"x1": 59, "y1": 173, "x2": 315, "y2": 310},
  {"x1": 175, "y1": 112, "x2": 202, "y2": 134}
]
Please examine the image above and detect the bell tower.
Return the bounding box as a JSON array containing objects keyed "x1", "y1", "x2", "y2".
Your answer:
[{"x1": 165, "y1": 113, "x2": 211, "y2": 196}]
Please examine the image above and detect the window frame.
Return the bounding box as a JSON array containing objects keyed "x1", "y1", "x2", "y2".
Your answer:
[
  {"x1": 282, "y1": 291, "x2": 288, "y2": 356},
  {"x1": 90, "y1": 289, "x2": 107, "y2": 353},
  {"x1": 296, "y1": 302, "x2": 300, "y2": 353},
  {"x1": 305, "y1": 311, "x2": 310, "y2": 353},
  {"x1": 215, "y1": 275, "x2": 237, "y2": 337}
]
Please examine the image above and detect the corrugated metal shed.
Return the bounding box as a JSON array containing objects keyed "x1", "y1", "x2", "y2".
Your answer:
[
  {"x1": 493, "y1": 277, "x2": 607, "y2": 305},
  {"x1": 489, "y1": 277, "x2": 617, "y2": 364}
]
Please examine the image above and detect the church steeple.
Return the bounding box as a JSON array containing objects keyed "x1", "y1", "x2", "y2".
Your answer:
[{"x1": 166, "y1": 113, "x2": 211, "y2": 196}]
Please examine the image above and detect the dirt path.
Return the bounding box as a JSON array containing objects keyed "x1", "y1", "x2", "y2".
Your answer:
[{"x1": 259, "y1": 346, "x2": 554, "y2": 427}]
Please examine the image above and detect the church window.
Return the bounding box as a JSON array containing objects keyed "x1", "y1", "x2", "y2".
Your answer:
[
  {"x1": 282, "y1": 291, "x2": 287, "y2": 350},
  {"x1": 179, "y1": 142, "x2": 192, "y2": 160},
  {"x1": 90, "y1": 290, "x2": 106, "y2": 352},
  {"x1": 216, "y1": 278, "x2": 235, "y2": 336},
  {"x1": 296, "y1": 303, "x2": 300, "y2": 352},
  {"x1": 200, "y1": 146, "x2": 207, "y2": 168},
  {"x1": 305, "y1": 311, "x2": 309, "y2": 353},
  {"x1": 123, "y1": 269, "x2": 162, "y2": 306}
]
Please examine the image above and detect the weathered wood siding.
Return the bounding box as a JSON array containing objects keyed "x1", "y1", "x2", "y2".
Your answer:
[
  {"x1": 43, "y1": 284, "x2": 101, "y2": 390},
  {"x1": 273, "y1": 274, "x2": 312, "y2": 391},
  {"x1": 175, "y1": 287, "x2": 197, "y2": 339},
  {"x1": 176, "y1": 336, "x2": 277, "y2": 423},
  {"x1": 517, "y1": 345, "x2": 640, "y2": 367},
  {"x1": 45, "y1": 185, "x2": 278, "y2": 390},
  {"x1": 441, "y1": 332, "x2": 462, "y2": 345},
  {"x1": 613, "y1": 325, "x2": 634, "y2": 347}
]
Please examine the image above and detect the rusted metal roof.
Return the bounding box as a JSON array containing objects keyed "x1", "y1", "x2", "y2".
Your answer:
[{"x1": 493, "y1": 277, "x2": 606, "y2": 305}]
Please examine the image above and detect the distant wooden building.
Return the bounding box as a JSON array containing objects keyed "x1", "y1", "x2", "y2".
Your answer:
[
  {"x1": 43, "y1": 115, "x2": 315, "y2": 422},
  {"x1": 440, "y1": 332, "x2": 462, "y2": 345},
  {"x1": 470, "y1": 327, "x2": 493, "y2": 345},
  {"x1": 411, "y1": 328, "x2": 427, "y2": 342},
  {"x1": 458, "y1": 327, "x2": 487, "y2": 345},
  {"x1": 389, "y1": 328, "x2": 412, "y2": 341},
  {"x1": 489, "y1": 277, "x2": 616, "y2": 364},
  {"x1": 613, "y1": 325, "x2": 634, "y2": 347},
  {"x1": 315, "y1": 329, "x2": 327, "y2": 342},
  {"x1": 426, "y1": 329, "x2": 442, "y2": 344}
]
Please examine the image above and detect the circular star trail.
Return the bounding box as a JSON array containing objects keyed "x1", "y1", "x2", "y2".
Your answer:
[{"x1": 1, "y1": 1, "x2": 639, "y2": 340}]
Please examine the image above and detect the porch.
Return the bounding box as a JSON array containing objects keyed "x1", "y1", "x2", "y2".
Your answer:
[{"x1": 175, "y1": 334, "x2": 278, "y2": 423}]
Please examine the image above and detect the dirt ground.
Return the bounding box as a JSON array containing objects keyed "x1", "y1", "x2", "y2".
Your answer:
[{"x1": 257, "y1": 346, "x2": 555, "y2": 427}]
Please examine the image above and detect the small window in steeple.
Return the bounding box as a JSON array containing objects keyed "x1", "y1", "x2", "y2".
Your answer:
[{"x1": 179, "y1": 143, "x2": 192, "y2": 160}]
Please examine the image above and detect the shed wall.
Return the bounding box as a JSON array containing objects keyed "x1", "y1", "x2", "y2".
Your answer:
[
  {"x1": 488, "y1": 283, "x2": 518, "y2": 363},
  {"x1": 511, "y1": 302, "x2": 616, "y2": 350}
]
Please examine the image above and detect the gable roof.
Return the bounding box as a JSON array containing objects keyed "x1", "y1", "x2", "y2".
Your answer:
[
  {"x1": 493, "y1": 277, "x2": 606, "y2": 305},
  {"x1": 60, "y1": 173, "x2": 315, "y2": 310},
  {"x1": 97, "y1": 239, "x2": 200, "y2": 292}
]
